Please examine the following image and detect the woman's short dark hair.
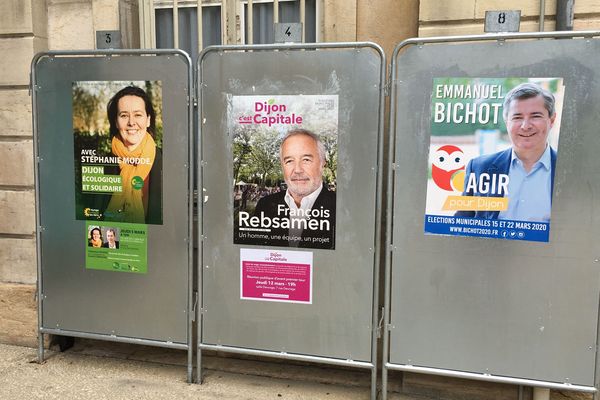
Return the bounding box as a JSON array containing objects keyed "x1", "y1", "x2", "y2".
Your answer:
[
  {"x1": 89, "y1": 227, "x2": 102, "y2": 240},
  {"x1": 107, "y1": 86, "x2": 156, "y2": 138}
]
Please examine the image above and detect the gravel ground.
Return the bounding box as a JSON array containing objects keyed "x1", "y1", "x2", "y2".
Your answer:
[
  {"x1": 0, "y1": 341, "x2": 592, "y2": 400},
  {"x1": 0, "y1": 342, "x2": 593, "y2": 400},
  {"x1": 0, "y1": 343, "x2": 412, "y2": 400}
]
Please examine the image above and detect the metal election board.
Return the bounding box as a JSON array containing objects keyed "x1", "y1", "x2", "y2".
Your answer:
[
  {"x1": 385, "y1": 32, "x2": 600, "y2": 394},
  {"x1": 32, "y1": 50, "x2": 193, "y2": 379},
  {"x1": 197, "y1": 43, "x2": 385, "y2": 397}
]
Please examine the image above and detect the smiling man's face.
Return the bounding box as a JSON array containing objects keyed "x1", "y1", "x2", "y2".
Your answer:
[
  {"x1": 506, "y1": 94, "x2": 556, "y2": 161},
  {"x1": 281, "y1": 134, "x2": 324, "y2": 204}
]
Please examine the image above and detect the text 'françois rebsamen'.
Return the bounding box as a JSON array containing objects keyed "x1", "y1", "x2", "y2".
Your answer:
[{"x1": 238, "y1": 205, "x2": 331, "y2": 230}]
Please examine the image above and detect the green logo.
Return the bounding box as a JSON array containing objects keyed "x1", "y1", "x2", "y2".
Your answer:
[
  {"x1": 131, "y1": 176, "x2": 144, "y2": 190},
  {"x1": 268, "y1": 98, "x2": 275, "y2": 105}
]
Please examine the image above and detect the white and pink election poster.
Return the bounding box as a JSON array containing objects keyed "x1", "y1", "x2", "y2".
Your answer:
[
  {"x1": 230, "y1": 95, "x2": 338, "y2": 250},
  {"x1": 240, "y1": 248, "x2": 313, "y2": 304}
]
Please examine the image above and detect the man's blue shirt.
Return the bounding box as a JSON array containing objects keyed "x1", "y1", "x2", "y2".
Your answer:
[{"x1": 498, "y1": 145, "x2": 552, "y2": 222}]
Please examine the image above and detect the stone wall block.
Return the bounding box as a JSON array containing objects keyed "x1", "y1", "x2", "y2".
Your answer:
[
  {"x1": 92, "y1": 0, "x2": 120, "y2": 32},
  {"x1": 0, "y1": 239, "x2": 36, "y2": 284},
  {"x1": 475, "y1": 0, "x2": 557, "y2": 18},
  {"x1": 0, "y1": 190, "x2": 36, "y2": 235},
  {"x1": 574, "y1": 0, "x2": 600, "y2": 14},
  {"x1": 0, "y1": 141, "x2": 34, "y2": 186},
  {"x1": 574, "y1": 17, "x2": 600, "y2": 30},
  {"x1": 48, "y1": 1, "x2": 94, "y2": 50},
  {"x1": 420, "y1": 0, "x2": 476, "y2": 22},
  {"x1": 32, "y1": 0, "x2": 49, "y2": 38},
  {"x1": 323, "y1": 0, "x2": 357, "y2": 42},
  {"x1": 0, "y1": 37, "x2": 47, "y2": 86},
  {"x1": 0, "y1": 0, "x2": 34, "y2": 35},
  {"x1": 119, "y1": 0, "x2": 140, "y2": 49},
  {"x1": 0, "y1": 90, "x2": 32, "y2": 137},
  {"x1": 0, "y1": 282, "x2": 37, "y2": 346},
  {"x1": 357, "y1": 0, "x2": 419, "y2": 60},
  {"x1": 419, "y1": 20, "x2": 556, "y2": 38}
]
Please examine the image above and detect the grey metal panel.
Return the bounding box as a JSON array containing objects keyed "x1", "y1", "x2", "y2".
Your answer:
[
  {"x1": 199, "y1": 45, "x2": 383, "y2": 361},
  {"x1": 389, "y1": 37, "x2": 600, "y2": 385},
  {"x1": 34, "y1": 52, "x2": 191, "y2": 344}
]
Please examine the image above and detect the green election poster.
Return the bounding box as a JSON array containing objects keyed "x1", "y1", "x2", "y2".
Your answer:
[
  {"x1": 85, "y1": 222, "x2": 148, "y2": 274},
  {"x1": 73, "y1": 80, "x2": 163, "y2": 225}
]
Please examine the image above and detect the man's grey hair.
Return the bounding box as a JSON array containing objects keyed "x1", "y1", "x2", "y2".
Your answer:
[
  {"x1": 503, "y1": 82, "x2": 556, "y2": 120},
  {"x1": 279, "y1": 129, "x2": 327, "y2": 166}
]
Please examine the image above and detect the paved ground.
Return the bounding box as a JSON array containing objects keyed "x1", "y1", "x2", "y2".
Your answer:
[
  {"x1": 0, "y1": 342, "x2": 593, "y2": 400},
  {"x1": 0, "y1": 342, "x2": 414, "y2": 400},
  {"x1": 0, "y1": 284, "x2": 594, "y2": 400}
]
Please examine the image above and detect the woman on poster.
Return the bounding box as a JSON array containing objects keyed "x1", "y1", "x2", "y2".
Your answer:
[
  {"x1": 88, "y1": 227, "x2": 103, "y2": 247},
  {"x1": 104, "y1": 86, "x2": 162, "y2": 224}
]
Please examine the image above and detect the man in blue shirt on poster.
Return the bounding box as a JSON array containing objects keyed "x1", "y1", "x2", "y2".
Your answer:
[{"x1": 456, "y1": 82, "x2": 557, "y2": 221}]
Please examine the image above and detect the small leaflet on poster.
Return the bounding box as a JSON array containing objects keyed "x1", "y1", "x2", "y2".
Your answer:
[
  {"x1": 240, "y1": 248, "x2": 312, "y2": 304},
  {"x1": 85, "y1": 221, "x2": 148, "y2": 274}
]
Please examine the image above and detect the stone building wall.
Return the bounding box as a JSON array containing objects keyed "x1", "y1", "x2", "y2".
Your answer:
[
  {"x1": 0, "y1": 0, "x2": 124, "y2": 285},
  {"x1": 0, "y1": 0, "x2": 597, "y2": 307},
  {"x1": 0, "y1": 0, "x2": 418, "y2": 285},
  {"x1": 419, "y1": 0, "x2": 600, "y2": 37},
  {"x1": 0, "y1": 0, "x2": 48, "y2": 285}
]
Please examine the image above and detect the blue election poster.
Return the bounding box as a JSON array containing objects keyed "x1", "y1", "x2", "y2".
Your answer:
[{"x1": 424, "y1": 77, "x2": 565, "y2": 242}]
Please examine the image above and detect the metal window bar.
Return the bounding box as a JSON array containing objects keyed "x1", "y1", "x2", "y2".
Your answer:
[
  {"x1": 153, "y1": 1, "x2": 310, "y2": 49},
  {"x1": 197, "y1": 0, "x2": 203, "y2": 50},
  {"x1": 315, "y1": 0, "x2": 321, "y2": 42},
  {"x1": 155, "y1": 1, "x2": 221, "y2": 49},
  {"x1": 173, "y1": 0, "x2": 179, "y2": 47},
  {"x1": 248, "y1": 0, "x2": 253, "y2": 44},
  {"x1": 221, "y1": 0, "x2": 227, "y2": 45},
  {"x1": 243, "y1": 0, "x2": 313, "y2": 45},
  {"x1": 155, "y1": 3, "x2": 223, "y2": 61},
  {"x1": 300, "y1": 0, "x2": 305, "y2": 42},
  {"x1": 139, "y1": 0, "x2": 149, "y2": 48}
]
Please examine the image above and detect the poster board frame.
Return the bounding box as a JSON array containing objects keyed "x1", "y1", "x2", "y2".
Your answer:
[
  {"x1": 31, "y1": 49, "x2": 194, "y2": 382},
  {"x1": 383, "y1": 31, "x2": 600, "y2": 399}
]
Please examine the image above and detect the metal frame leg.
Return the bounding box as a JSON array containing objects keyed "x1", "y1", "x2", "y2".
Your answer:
[{"x1": 37, "y1": 331, "x2": 44, "y2": 363}]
